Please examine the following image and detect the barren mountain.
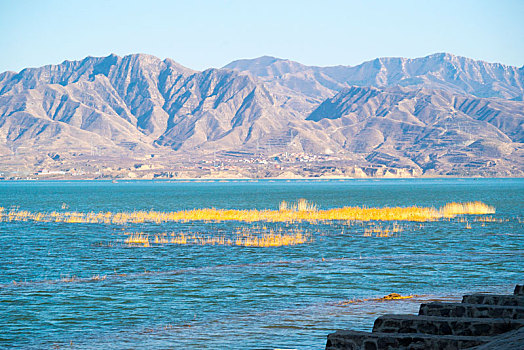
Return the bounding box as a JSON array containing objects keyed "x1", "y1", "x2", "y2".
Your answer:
[
  {"x1": 0, "y1": 53, "x2": 522, "y2": 178},
  {"x1": 306, "y1": 85, "x2": 523, "y2": 175}
]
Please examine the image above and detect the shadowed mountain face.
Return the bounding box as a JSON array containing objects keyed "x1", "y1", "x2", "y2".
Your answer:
[
  {"x1": 306, "y1": 85, "x2": 523, "y2": 174},
  {"x1": 0, "y1": 53, "x2": 522, "y2": 177}
]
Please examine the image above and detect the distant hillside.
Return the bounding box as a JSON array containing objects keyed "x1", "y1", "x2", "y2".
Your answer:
[{"x1": 0, "y1": 53, "x2": 522, "y2": 178}]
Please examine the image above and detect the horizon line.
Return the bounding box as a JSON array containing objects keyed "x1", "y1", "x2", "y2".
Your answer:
[{"x1": 2, "y1": 51, "x2": 522, "y2": 75}]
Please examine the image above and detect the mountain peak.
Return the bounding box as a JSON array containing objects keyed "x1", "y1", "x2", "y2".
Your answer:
[
  {"x1": 426, "y1": 52, "x2": 457, "y2": 59},
  {"x1": 224, "y1": 55, "x2": 285, "y2": 69},
  {"x1": 121, "y1": 52, "x2": 163, "y2": 62},
  {"x1": 223, "y1": 56, "x2": 308, "y2": 78}
]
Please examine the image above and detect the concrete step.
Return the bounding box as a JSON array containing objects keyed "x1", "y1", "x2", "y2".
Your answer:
[
  {"x1": 462, "y1": 294, "x2": 524, "y2": 307},
  {"x1": 419, "y1": 302, "x2": 524, "y2": 319},
  {"x1": 372, "y1": 314, "x2": 524, "y2": 337},
  {"x1": 514, "y1": 285, "x2": 524, "y2": 296},
  {"x1": 326, "y1": 330, "x2": 492, "y2": 350},
  {"x1": 467, "y1": 327, "x2": 524, "y2": 350}
]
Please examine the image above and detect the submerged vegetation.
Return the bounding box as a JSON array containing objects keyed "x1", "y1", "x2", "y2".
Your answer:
[
  {"x1": 363, "y1": 223, "x2": 404, "y2": 237},
  {"x1": 0, "y1": 201, "x2": 495, "y2": 224},
  {"x1": 336, "y1": 293, "x2": 417, "y2": 306}
]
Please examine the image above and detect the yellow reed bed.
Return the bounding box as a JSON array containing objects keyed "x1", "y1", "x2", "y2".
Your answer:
[
  {"x1": 336, "y1": 293, "x2": 416, "y2": 306},
  {"x1": 124, "y1": 231, "x2": 310, "y2": 247},
  {"x1": 0, "y1": 201, "x2": 495, "y2": 224},
  {"x1": 439, "y1": 202, "x2": 495, "y2": 216}
]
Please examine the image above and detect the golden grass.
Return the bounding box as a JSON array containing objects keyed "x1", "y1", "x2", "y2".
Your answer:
[
  {"x1": 90, "y1": 274, "x2": 107, "y2": 281},
  {"x1": 336, "y1": 293, "x2": 416, "y2": 306},
  {"x1": 381, "y1": 293, "x2": 414, "y2": 300},
  {"x1": 0, "y1": 201, "x2": 495, "y2": 224},
  {"x1": 60, "y1": 276, "x2": 77, "y2": 283},
  {"x1": 439, "y1": 202, "x2": 495, "y2": 216},
  {"x1": 474, "y1": 216, "x2": 507, "y2": 223},
  {"x1": 363, "y1": 223, "x2": 403, "y2": 237},
  {"x1": 125, "y1": 233, "x2": 150, "y2": 247},
  {"x1": 279, "y1": 198, "x2": 318, "y2": 212},
  {"x1": 124, "y1": 231, "x2": 311, "y2": 247}
]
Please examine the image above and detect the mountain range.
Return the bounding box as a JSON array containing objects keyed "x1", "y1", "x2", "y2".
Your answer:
[{"x1": 0, "y1": 52, "x2": 522, "y2": 178}]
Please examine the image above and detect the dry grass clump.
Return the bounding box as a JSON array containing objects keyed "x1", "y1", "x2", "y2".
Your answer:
[
  {"x1": 279, "y1": 199, "x2": 318, "y2": 212},
  {"x1": 381, "y1": 293, "x2": 414, "y2": 300},
  {"x1": 124, "y1": 231, "x2": 310, "y2": 247},
  {"x1": 363, "y1": 223, "x2": 403, "y2": 237},
  {"x1": 125, "y1": 233, "x2": 150, "y2": 247},
  {"x1": 235, "y1": 232, "x2": 310, "y2": 247},
  {"x1": 60, "y1": 275, "x2": 77, "y2": 283},
  {"x1": 336, "y1": 293, "x2": 416, "y2": 306},
  {"x1": 474, "y1": 216, "x2": 506, "y2": 223},
  {"x1": 90, "y1": 275, "x2": 107, "y2": 281},
  {"x1": 439, "y1": 201, "x2": 495, "y2": 217}
]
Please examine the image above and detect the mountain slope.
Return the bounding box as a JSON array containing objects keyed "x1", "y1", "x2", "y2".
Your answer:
[
  {"x1": 306, "y1": 85, "x2": 523, "y2": 175},
  {"x1": 0, "y1": 54, "x2": 305, "y2": 157}
]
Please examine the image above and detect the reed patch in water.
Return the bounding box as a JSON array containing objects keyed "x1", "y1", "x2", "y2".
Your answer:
[
  {"x1": 363, "y1": 223, "x2": 403, "y2": 237},
  {"x1": 0, "y1": 201, "x2": 495, "y2": 224},
  {"x1": 439, "y1": 202, "x2": 495, "y2": 216},
  {"x1": 279, "y1": 199, "x2": 318, "y2": 212},
  {"x1": 336, "y1": 293, "x2": 417, "y2": 306},
  {"x1": 124, "y1": 231, "x2": 311, "y2": 247}
]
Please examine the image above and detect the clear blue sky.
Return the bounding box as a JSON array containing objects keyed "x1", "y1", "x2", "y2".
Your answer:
[{"x1": 1, "y1": 0, "x2": 523, "y2": 72}]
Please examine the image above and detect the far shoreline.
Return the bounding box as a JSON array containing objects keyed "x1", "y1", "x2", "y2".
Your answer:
[{"x1": 0, "y1": 176, "x2": 523, "y2": 182}]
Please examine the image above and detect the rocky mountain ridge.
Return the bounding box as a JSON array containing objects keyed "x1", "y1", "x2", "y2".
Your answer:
[
  {"x1": 225, "y1": 53, "x2": 524, "y2": 104},
  {"x1": 0, "y1": 53, "x2": 522, "y2": 178}
]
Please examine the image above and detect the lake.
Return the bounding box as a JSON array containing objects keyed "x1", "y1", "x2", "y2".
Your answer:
[{"x1": 0, "y1": 179, "x2": 522, "y2": 349}]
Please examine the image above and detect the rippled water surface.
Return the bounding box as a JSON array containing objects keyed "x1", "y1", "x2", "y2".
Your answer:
[{"x1": 0, "y1": 179, "x2": 522, "y2": 349}]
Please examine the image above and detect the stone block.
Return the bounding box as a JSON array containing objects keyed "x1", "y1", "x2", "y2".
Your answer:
[
  {"x1": 372, "y1": 314, "x2": 524, "y2": 337},
  {"x1": 462, "y1": 294, "x2": 524, "y2": 307},
  {"x1": 419, "y1": 302, "x2": 524, "y2": 319},
  {"x1": 514, "y1": 285, "x2": 524, "y2": 296},
  {"x1": 326, "y1": 330, "x2": 491, "y2": 350}
]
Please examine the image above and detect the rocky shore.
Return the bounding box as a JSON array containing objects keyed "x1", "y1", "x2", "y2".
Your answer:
[{"x1": 326, "y1": 285, "x2": 524, "y2": 350}]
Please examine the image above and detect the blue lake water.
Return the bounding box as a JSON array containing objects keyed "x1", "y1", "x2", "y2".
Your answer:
[{"x1": 0, "y1": 178, "x2": 522, "y2": 349}]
